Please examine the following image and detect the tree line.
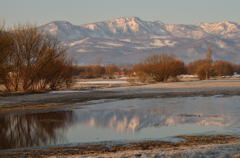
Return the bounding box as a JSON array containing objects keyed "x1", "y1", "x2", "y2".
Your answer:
[
  {"x1": 131, "y1": 47, "x2": 240, "y2": 82},
  {"x1": 0, "y1": 25, "x2": 73, "y2": 92},
  {"x1": 72, "y1": 64, "x2": 122, "y2": 79}
]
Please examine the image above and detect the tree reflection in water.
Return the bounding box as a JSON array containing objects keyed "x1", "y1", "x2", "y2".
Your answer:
[{"x1": 0, "y1": 111, "x2": 73, "y2": 150}]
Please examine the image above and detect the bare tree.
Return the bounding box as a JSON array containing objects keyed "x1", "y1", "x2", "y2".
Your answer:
[
  {"x1": 133, "y1": 54, "x2": 185, "y2": 82},
  {"x1": 206, "y1": 46, "x2": 213, "y2": 63},
  {"x1": 105, "y1": 64, "x2": 120, "y2": 78},
  {"x1": 187, "y1": 46, "x2": 214, "y2": 80},
  {"x1": 0, "y1": 25, "x2": 73, "y2": 92},
  {"x1": 0, "y1": 26, "x2": 14, "y2": 91},
  {"x1": 212, "y1": 60, "x2": 235, "y2": 76}
]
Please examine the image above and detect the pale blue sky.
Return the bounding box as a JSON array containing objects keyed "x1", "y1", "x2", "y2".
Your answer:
[{"x1": 1, "y1": 0, "x2": 240, "y2": 26}]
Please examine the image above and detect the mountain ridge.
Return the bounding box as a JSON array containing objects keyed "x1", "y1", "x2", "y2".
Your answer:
[{"x1": 40, "y1": 17, "x2": 240, "y2": 65}]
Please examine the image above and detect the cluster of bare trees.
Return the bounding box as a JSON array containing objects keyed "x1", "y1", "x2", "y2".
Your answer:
[
  {"x1": 132, "y1": 47, "x2": 240, "y2": 82},
  {"x1": 73, "y1": 64, "x2": 121, "y2": 79},
  {"x1": 0, "y1": 25, "x2": 73, "y2": 92},
  {"x1": 187, "y1": 46, "x2": 239, "y2": 80},
  {"x1": 132, "y1": 54, "x2": 186, "y2": 82}
]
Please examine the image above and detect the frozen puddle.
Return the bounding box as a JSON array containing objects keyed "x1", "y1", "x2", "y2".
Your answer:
[
  {"x1": 76, "y1": 80, "x2": 129, "y2": 84},
  {"x1": 49, "y1": 90, "x2": 91, "y2": 94},
  {"x1": 1, "y1": 95, "x2": 240, "y2": 150}
]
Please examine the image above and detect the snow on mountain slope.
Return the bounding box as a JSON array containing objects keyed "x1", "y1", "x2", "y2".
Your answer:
[
  {"x1": 82, "y1": 17, "x2": 168, "y2": 37},
  {"x1": 40, "y1": 17, "x2": 240, "y2": 65},
  {"x1": 197, "y1": 21, "x2": 240, "y2": 35}
]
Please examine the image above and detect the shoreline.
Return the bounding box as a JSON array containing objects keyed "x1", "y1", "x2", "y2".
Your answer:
[
  {"x1": 1, "y1": 135, "x2": 240, "y2": 158},
  {"x1": 1, "y1": 79, "x2": 240, "y2": 114},
  {"x1": 1, "y1": 79, "x2": 240, "y2": 157}
]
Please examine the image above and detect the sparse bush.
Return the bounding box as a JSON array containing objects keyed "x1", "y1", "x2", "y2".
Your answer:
[
  {"x1": 73, "y1": 65, "x2": 105, "y2": 78},
  {"x1": 72, "y1": 64, "x2": 121, "y2": 79}
]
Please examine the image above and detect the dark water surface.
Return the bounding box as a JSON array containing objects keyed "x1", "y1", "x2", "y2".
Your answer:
[{"x1": 1, "y1": 95, "x2": 240, "y2": 150}]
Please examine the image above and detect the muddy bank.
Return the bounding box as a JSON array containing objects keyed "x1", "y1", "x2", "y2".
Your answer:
[
  {"x1": 1, "y1": 89, "x2": 240, "y2": 114},
  {"x1": 1, "y1": 80, "x2": 240, "y2": 113},
  {"x1": 1, "y1": 135, "x2": 239, "y2": 158}
]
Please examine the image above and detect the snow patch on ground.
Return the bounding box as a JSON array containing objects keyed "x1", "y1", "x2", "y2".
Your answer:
[
  {"x1": 150, "y1": 39, "x2": 166, "y2": 47},
  {"x1": 69, "y1": 38, "x2": 89, "y2": 46},
  {"x1": 49, "y1": 90, "x2": 91, "y2": 94},
  {"x1": 77, "y1": 49, "x2": 90, "y2": 52},
  {"x1": 99, "y1": 42, "x2": 123, "y2": 47},
  {"x1": 76, "y1": 81, "x2": 129, "y2": 84},
  {"x1": 150, "y1": 39, "x2": 177, "y2": 47},
  {"x1": 120, "y1": 39, "x2": 131, "y2": 42}
]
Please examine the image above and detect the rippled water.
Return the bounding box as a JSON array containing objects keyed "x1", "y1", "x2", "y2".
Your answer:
[{"x1": 1, "y1": 95, "x2": 240, "y2": 150}]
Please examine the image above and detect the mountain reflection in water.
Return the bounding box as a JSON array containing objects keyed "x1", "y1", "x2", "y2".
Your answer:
[
  {"x1": 74, "y1": 109, "x2": 234, "y2": 133},
  {"x1": 1, "y1": 96, "x2": 240, "y2": 150}
]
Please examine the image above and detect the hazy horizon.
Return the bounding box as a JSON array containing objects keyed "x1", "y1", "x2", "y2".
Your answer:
[
  {"x1": 44, "y1": 16, "x2": 240, "y2": 26},
  {"x1": 1, "y1": 0, "x2": 240, "y2": 27}
]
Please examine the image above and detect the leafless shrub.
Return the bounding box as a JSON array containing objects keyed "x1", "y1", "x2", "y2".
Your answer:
[
  {"x1": 72, "y1": 64, "x2": 121, "y2": 79},
  {"x1": 212, "y1": 60, "x2": 235, "y2": 76},
  {"x1": 0, "y1": 25, "x2": 73, "y2": 92},
  {"x1": 105, "y1": 64, "x2": 120, "y2": 78},
  {"x1": 187, "y1": 59, "x2": 207, "y2": 75},
  {"x1": 133, "y1": 54, "x2": 186, "y2": 82},
  {"x1": 195, "y1": 63, "x2": 214, "y2": 80}
]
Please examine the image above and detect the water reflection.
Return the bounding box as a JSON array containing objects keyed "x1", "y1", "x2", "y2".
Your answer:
[
  {"x1": 1, "y1": 96, "x2": 240, "y2": 150},
  {"x1": 74, "y1": 109, "x2": 235, "y2": 133},
  {"x1": 73, "y1": 96, "x2": 240, "y2": 133},
  {"x1": 0, "y1": 111, "x2": 73, "y2": 150}
]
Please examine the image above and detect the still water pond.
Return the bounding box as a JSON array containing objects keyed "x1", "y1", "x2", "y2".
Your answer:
[{"x1": 1, "y1": 96, "x2": 240, "y2": 150}]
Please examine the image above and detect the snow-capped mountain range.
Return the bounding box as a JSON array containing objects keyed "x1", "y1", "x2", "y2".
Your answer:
[{"x1": 40, "y1": 17, "x2": 240, "y2": 65}]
